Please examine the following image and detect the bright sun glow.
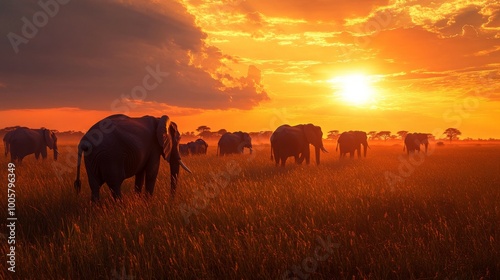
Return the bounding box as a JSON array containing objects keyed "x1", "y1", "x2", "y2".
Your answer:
[{"x1": 330, "y1": 74, "x2": 374, "y2": 105}]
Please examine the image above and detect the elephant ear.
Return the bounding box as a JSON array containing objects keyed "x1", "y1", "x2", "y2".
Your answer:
[
  {"x1": 44, "y1": 129, "x2": 55, "y2": 149},
  {"x1": 303, "y1": 124, "x2": 318, "y2": 145},
  {"x1": 157, "y1": 116, "x2": 172, "y2": 160}
]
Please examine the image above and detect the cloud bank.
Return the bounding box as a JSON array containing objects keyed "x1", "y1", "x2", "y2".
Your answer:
[{"x1": 0, "y1": 0, "x2": 269, "y2": 110}]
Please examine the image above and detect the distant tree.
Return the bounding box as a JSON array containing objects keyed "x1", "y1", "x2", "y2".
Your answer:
[
  {"x1": 376, "y1": 131, "x2": 391, "y2": 141},
  {"x1": 327, "y1": 130, "x2": 339, "y2": 140},
  {"x1": 217, "y1": 129, "x2": 228, "y2": 135},
  {"x1": 368, "y1": 131, "x2": 377, "y2": 140},
  {"x1": 397, "y1": 130, "x2": 409, "y2": 140},
  {"x1": 443, "y1": 128, "x2": 462, "y2": 143},
  {"x1": 390, "y1": 134, "x2": 398, "y2": 140},
  {"x1": 196, "y1": 126, "x2": 211, "y2": 133}
]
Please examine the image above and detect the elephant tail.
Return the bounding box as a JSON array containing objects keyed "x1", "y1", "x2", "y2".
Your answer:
[
  {"x1": 270, "y1": 145, "x2": 273, "y2": 161},
  {"x1": 74, "y1": 142, "x2": 87, "y2": 194},
  {"x1": 216, "y1": 144, "x2": 219, "y2": 157},
  {"x1": 336, "y1": 142, "x2": 339, "y2": 152},
  {"x1": 403, "y1": 144, "x2": 406, "y2": 151}
]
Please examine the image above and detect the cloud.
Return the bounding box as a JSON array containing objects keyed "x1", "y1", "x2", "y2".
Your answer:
[
  {"x1": 0, "y1": 0, "x2": 269, "y2": 110},
  {"x1": 462, "y1": 24, "x2": 479, "y2": 37}
]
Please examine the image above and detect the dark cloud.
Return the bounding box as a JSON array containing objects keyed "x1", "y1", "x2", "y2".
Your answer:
[
  {"x1": 0, "y1": 0, "x2": 269, "y2": 110},
  {"x1": 438, "y1": 6, "x2": 485, "y2": 37}
]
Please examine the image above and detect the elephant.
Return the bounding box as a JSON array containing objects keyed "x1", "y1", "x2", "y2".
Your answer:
[
  {"x1": 3, "y1": 127, "x2": 58, "y2": 163},
  {"x1": 217, "y1": 132, "x2": 252, "y2": 156},
  {"x1": 404, "y1": 133, "x2": 429, "y2": 155},
  {"x1": 270, "y1": 124, "x2": 327, "y2": 167},
  {"x1": 3, "y1": 130, "x2": 15, "y2": 157},
  {"x1": 336, "y1": 131, "x2": 369, "y2": 159},
  {"x1": 179, "y1": 143, "x2": 189, "y2": 156},
  {"x1": 73, "y1": 114, "x2": 191, "y2": 202},
  {"x1": 188, "y1": 139, "x2": 208, "y2": 155}
]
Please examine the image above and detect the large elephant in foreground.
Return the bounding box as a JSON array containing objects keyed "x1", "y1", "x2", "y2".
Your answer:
[
  {"x1": 270, "y1": 124, "x2": 327, "y2": 167},
  {"x1": 3, "y1": 127, "x2": 58, "y2": 162},
  {"x1": 336, "y1": 131, "x2": 369, "y2": 158},
  {"x1": 188, "y1": 139, "x2": 208, "y2": 155},
  {"x1": 404, "y1": 133, "x2": 429, "y2": 155},
  {"x1": 217, "y1": 132, "x2": 252, "y2": 156},
  {"x1": 74, "y1": 114, "x2": 191, "y2": 202}
]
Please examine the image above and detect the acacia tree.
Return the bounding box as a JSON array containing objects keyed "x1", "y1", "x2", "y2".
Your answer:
[
  {"x1": 376, "y1": 131, "x2": 391, "y2": 141},
  {"x1": 397, "y1": 130, "x2": 409, "y2": 140},
  {"x1": 217, "y1": 129, "x2": 228, "y2": 135},
  {"x1": 196, "y1": 126, "x2": 211, "y2": 133},
  {"x1": 327, "y1": 130, "x2": 339, "y2": 140},
  {"x1": 444, "y1": 128, "x2": 462, "y2": 143},
  {"x1": 368, "y1": 131, "x2": 377, "y2": 140}
]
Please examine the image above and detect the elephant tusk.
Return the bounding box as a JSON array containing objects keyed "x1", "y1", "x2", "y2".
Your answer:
[
  {"x1": 179, "y1": 160, "x2": 192, "y2": 173},
  {"x1": 321, "y1": 147, "x2": 328, "y2": 153}
]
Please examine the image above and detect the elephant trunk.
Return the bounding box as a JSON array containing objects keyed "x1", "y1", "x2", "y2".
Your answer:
[
  {"x1": 169, "y1": 150, "x2": 180, "y2": 197},
  {"x1": 315, "y1": 146, "x2": 320, "y2": 165},
  {"x1": 53, "y1": 142, "x2": 58, "y2": 161}
]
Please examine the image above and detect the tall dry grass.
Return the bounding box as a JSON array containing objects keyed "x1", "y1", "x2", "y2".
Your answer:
[{"x1": 0, "y1": 142, "x2": 498, "y2": 279}]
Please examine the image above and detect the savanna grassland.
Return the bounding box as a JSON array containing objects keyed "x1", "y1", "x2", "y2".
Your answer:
[{"x1": 1, "y1": 141, "x2": 499, "y2": 279}]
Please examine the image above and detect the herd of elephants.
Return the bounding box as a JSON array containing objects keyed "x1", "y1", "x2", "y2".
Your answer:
[{"x1": 3, "y1": 114, "x2": 430, "y2": 201}]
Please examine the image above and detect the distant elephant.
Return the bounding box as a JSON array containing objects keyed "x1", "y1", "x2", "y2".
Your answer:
[
  {"x1": 3, "y1": 127, "x2": 58, "y2": 163},
  {"x1": 217, "y1": 132, "x2": 252, "y2": 156},
  {"x1": 188, "y1": 139, "x2": 208, "y2": 155},
  {"x1": 336, "y1": 131, "x2": 369, "y2": 158},
  {"x1": 179, "y1": 143, "x2": 189, "y2": 156},
  {"x1": 404, "y1": 133, "x2": 429, "y2": 155},
  {"x1": 270, "y1": 124, "x2": 327, "y2": 167},
  {"x1": 74, "y1": 114, "x2": 191, "y2": 202}
]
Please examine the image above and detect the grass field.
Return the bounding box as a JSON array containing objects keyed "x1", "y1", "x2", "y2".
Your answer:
[{"x1": 1, "y1": 141, "x2": 499, "y2": 279}]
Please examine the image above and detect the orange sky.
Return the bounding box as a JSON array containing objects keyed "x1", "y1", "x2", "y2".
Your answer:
[{"x1": 1, "y1": 0, "x2": 499, "y2": 139}]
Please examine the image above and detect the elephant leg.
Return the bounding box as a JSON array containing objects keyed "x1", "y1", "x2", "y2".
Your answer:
[
  {"x1": 280, "y1": 156, "x2": 287, "y2": 167},
  {"x1": 145, "y1": 157, "x2": 161, "y2": 195},
  {"x1": 109, "y1": 183, "x2": 123, "y2": 201},
  {"x1": 135, "y1": 170, "x2": 146, "y2": 193},
  {"x1": 88, "y1": 176, "x2": 103, "y2": 203},
  {"x1": 35, "y1": 152, "x2": 40, "y2": 159},
  {"x1": 350, "y1": 151, "x2": 354, "y2": 158}
]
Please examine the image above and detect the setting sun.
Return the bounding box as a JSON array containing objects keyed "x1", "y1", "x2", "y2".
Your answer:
[{"x1": 330, "y1": 74, "x2": 375, "y2": 105}]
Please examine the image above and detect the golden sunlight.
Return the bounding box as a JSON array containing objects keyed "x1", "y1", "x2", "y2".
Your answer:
[{"x1": 330, "y1": 74, "x2": 375, "y2": 105}]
